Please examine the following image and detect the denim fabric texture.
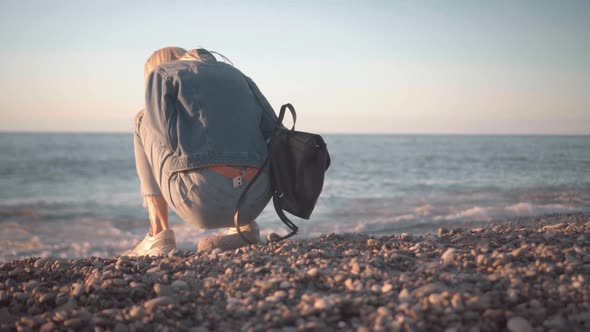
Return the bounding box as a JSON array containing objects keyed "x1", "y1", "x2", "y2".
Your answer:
[
  {"x1": 134, "y1": 111, "x2": 272, "y2": 229},
  {"x1": 135, "y1": 49, "x2": 277, "y2": 228},
  {"x1": 143, "y1": 48, "x2": 280, "y2": 174}
]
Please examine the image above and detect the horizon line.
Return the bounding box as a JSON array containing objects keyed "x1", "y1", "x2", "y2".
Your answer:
[{"x1": 0, "y1": 130, "x2": 589, "y2": 136}]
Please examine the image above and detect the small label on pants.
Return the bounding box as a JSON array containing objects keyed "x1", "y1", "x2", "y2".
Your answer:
[{"x1": 232, "y1": 176, "x2": 243, "y2": 188}]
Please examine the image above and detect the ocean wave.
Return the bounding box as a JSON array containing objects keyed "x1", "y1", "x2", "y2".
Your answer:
[{"x1": 433, "y1": 202, "x2": 583, "y2": 222}]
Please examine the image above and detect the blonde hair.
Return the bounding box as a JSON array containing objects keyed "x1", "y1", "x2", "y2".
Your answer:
[{"x1": 144, "y1": 46, "x2": 187, "y2": 83}]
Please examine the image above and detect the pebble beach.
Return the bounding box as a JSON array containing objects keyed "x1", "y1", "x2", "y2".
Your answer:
[{"x1": 1, "y1": 213, "x2": 589, "y2": 332}]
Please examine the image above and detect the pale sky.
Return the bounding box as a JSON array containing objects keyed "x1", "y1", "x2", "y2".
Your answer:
[{"x1": 0, "y1": 0, "x2": 589, "y2": 134}]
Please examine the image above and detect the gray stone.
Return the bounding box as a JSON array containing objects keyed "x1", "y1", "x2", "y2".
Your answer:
[
  {"x1": 56, "y1": 300, "x2": 78, "y2": 312},
  {"x1": 412, "y1": 283, "x2": 444, "y2": 297},
  {"x1": 0, "y1": 290, "x2": 8, "y2": 302},
  {"x1": 23, "y1": 280, "x2": 40, "y2": 293},
  {"x1": 171, "y1": 280, "x2": 189, "y2": 290},
  {"x1": 398, "y1": 288, "x2": 411, "y2": 302},
  {"x1": 371, "y1": 285, "x2": 381, "y2": 293},
  {"x1": 467, "y1": 294, "x2": 492, "y2": 310},
  {"x1": 113, "y1": 323, "x2": 129, "y2": 332},
  {"x1": 507, "y1": 316, "x2": 534, "y2": 332},
  {"x1": 39, "y1": 292, "x2": 55, "y2": 304},
  {"x1": 34, "y1": 258, "x2": 47, "y2": 268},
  {"x1": 63, "y1": 318, "x2": 83, "y2": 329},
  {"x1": 0, "y1": 308, "x2": 13, "y2": 322},
  {"x1": 153, "y1": 283, "x2": 174, "y2": 297}
]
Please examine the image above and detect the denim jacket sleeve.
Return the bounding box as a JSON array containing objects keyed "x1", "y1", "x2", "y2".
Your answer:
[
  {"x1": 145, "y1": 69, "x2": 178, "y2": 151},
  {"x1": 244, "y1": 76, "x2": 285, "y2": 140}
]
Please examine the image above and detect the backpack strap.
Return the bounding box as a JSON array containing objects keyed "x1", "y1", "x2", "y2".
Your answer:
[
  {"x1": 272, "y1": 196, "x2": 299, "y2": 241},
  {"x1": 234, "y1": 105, "x2": 300, "y2": 244},
  {"x1": 233, "y1": 154, "x2": 270, "y2": 245},
  {"x1": 278, "y1": 103, "x2": 296, "y2": 131},
  {"x1": 235, "y1": 77, "x2": 300, "y2": 244},
  {"x1": 233, "y1": 134, "x2": 300, "y2": 244}
]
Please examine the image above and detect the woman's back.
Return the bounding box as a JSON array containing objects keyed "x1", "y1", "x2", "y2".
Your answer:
[{"x1": 144, "y1": 49, "x2": 274, "y2": 173}]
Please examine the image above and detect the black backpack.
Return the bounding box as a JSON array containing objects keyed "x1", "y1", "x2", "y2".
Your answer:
[{"x1": 234, "y1": 103, "x2": 331, "y2": 243}]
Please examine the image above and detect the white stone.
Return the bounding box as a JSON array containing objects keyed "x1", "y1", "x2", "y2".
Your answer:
[
  {"x1": 381, "y1": 284, "x2": 393, "y2": 293},
  {"x1": 441, "y1": 248, "x2": 456, "y2": 265}
]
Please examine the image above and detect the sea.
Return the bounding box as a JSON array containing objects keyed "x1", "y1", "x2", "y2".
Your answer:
[{"x1": 1, "y1": 133, "x2": 589, "y2": 261}]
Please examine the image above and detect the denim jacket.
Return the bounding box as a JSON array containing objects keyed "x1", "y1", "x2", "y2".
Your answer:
[{"x1": 143, "y1": 49, "x2": 280, "y2": 173}]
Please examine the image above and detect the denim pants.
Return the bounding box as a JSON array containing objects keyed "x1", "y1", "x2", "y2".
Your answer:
[{"x1": 134, "y1": 111, "x2": 271, "y2": 229}]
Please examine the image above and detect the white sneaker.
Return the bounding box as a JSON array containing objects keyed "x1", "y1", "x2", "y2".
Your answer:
[
  {"x1": 198, "y1": 221, "x2": 261, "y2": 252},
  {"x1": 122, "y1": 229, "x2": 177, "y2": 257}
]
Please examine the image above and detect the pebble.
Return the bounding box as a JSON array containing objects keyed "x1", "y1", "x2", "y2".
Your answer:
[
  {"x1": 0, "y1": 216, "x2": 589, "y2": 332},
  {"x1": 413, "y1": 283, "x2": 443, "y2": 297},
  {"x1": 467, "y1": 294, "x2": 492, "y2": 310},
  {"x1": 129, "y1": 305, "x2": 146, "y2": 319},
  {"x1": 441, "y1": 248, "x2": 457, "y2": 265},
  {"x1": 153, "y1": 283, "x2": 174, "y2": 297},
  {"x1": 56, "y1": 300, "x2": 77, "y2": 312},
  {"x1": 313, "y1": 297, "x2": 329, "y2": 310},
  {"x1": 71, "y1": 283, "x2": 85, "y2": 297},
  {"x1": 398, "y1": 288, "x2": 411, "y2": 302},
  {"x1": 0, "y1": 290, "x2": 7, "y2": 302},
  {"x1": 307, "y1": 267, "x2": 320, "y2": 278},
  {"x1": 371, "y1": 285, "x2": 381, "y2": 293},
  {"x1": 20, "y1": 317, "x2": 38, "y2": 328},
  {"x1": 171, "y1": 280, "x2": 189, "y2": 290},
  {"x1": 39, "y1": 293, "x2": 55, "y2": 304},
  {"x1": 114, "y1": 323, "x2": 129, "y2": 332},
  {"x1": 507, "y1": 316, "x2": 534, "y2": 332},
  {"x1": 511, "y1": 248, "x2": 525, "y2": 258},
  {"x1": 381, "y1": 284, "x2": 393, "y2": 293},
  {"x1": 476, "y1": 254, "x2": 487, "y2": 266},
  {"x1": 273, "y1": 290, "x2": 287, "y2": 299},
  {"x1": 451, "y1": 294, "x2": 464, "y2": 311},
  {"x1": 63, "y1": 318, "x2": 83, "y2": 329},
  {"x1": 39, "y1": 322, "x2": 55, "y2": 332},
  {"x1": 144, "y1": 296, "x2": 176, "y2": 311},
  {"x1": 22, "y1": 281, "x2": 39, "y2": 293},
  {"x1": 33, "y1": 258, "x2": 47, "y2": 268},
  {"x1": 428, "y1": 293, "x2": 445, "y2": 306}
]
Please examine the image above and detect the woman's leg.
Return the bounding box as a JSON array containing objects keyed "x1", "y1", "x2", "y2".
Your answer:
[
  {"x1": 134, "y1": 124, "x2": 170, "y2": 235},
  {"x1": 124, "y1": 111, "x2": 176, "y2": 256}
]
